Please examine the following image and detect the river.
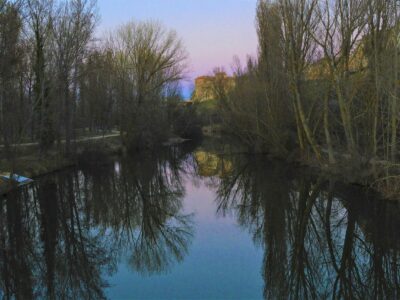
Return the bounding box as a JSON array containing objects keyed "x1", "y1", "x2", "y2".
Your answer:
[{"x1": 1, "y1": 142, "x2": 400, "y2": 299}]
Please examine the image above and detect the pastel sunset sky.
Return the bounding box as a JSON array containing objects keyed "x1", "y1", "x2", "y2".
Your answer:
[{"x1": 97, "y1": 0, "x2": 258, "y2": 98}]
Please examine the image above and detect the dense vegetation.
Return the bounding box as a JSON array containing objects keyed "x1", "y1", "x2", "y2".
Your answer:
[
  {"x1": 0, "y1": 0, "x2": 199, "y2": 160},
  {"x1": 1, "y1": 0, "x2": 400, "y2": 193},
  {"x1": 218, "y1": 0, "x2": 399, "y2": 169}
]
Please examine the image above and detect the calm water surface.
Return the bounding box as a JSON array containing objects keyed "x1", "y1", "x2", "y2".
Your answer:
[{"x1": 1, "y1": 144, "x2": 400, "y2": 299}]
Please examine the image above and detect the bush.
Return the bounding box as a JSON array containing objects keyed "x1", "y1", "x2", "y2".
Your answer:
[{"x1": 172, "y1": 104, "x2": 203, "y2": 140}]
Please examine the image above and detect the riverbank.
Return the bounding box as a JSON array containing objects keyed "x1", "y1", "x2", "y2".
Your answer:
[
  {"x1": 197, "y1": 136, "x2": 400, "y2": 202},
  {"x1": 3, "y1": 133, "x2": 399, "y2": 202},
  {"x1": 0, "y1": 134, "x2": 193, "y2": 183},
  {"x1": 0, "y1": 135, "x2": 123, "y2": 179}
]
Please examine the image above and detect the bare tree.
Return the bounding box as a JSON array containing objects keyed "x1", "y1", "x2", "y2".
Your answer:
[
  {"x1": 51, "y1": 0, "x2": 97, "y2": 155},
  {"x1": 279, "y1": 0, "x2": 321, "y2": 160},
  {"x1": 107, "y1": 21, "x2": 187, "y2": 149},
  {"x1": 391, "y1": 1, "x2": 400, "y2": 161},
  {"x1": 0, "y1": 0, "x2": 22, "y2": 157},
  {"x1": 257, "y1": 0, "x2": 290, "y2": 154},
  {"x1": 25, "y1": 0, "x2": 56, "y2": 153},
  {"x1": 313, "y1": 0, "x2": 368, "y2": 157}
]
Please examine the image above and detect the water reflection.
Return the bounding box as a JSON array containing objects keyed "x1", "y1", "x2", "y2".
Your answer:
[
  {"x1": 1, "y1": 145, "x2": 400, "y2": 299},
  {"x1": 214, "y1": 154, "x2": 400, "y2": 299},
  {"x1": 0, "y1": 147, "x2": 194, "y2": 299},
  {"x1": 81, "y1": 148, "x2": 194, "y2": 275},
  {"x1": 0, "y1": 176, "x2": 111, "y2": 299}
]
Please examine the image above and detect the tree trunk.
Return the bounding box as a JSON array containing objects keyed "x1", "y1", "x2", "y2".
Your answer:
[
  {"x1": 324, "y1": 91, "x2": 335, "y2": 164},
  {"x1": 64, "y1": 78, "x2": 71, "y2": 155},
  {"x1": 390, "y1": 5, "x2": 399, "y2": 162},
  {"x1": 293, "y1": 84, "x2": 321, "y2": 161},
  {"x1": 333, "y1": 74, "x2": 356, "y2": 156}
]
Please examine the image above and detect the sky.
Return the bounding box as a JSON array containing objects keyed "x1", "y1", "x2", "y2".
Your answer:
[{"x1": 96, "y1": 0, "x2": 258, "y2": 99}]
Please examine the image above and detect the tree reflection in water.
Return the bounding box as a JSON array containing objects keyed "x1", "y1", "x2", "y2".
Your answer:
[
  {"x1": 215, "y1": 154, "x2": 400, "y2": 299},
  {"x1": 0, "y1": 146, "x2": 194, "y2": 299},
  {"x1": 1, "y1": 146, "x2": 400, "y2": 299}
]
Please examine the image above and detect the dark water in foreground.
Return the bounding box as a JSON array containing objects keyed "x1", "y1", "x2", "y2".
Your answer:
[{"x1": 1, "y1": 144, "x2": 400, "y2": 299}]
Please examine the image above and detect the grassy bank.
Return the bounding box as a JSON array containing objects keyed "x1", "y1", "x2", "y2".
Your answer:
[
  {"x1": 0, "y1": 133, "x2": 194, "y2": 180},
  {"x1": 0, "y1": 136, "x2": 123, "y2": 179}
]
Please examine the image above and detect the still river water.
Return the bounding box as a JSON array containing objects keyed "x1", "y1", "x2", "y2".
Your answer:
[{"x1": 1, "y1": 142, "x2": 400, "y2": 299}]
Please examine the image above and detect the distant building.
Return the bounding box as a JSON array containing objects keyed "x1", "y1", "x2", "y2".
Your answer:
[{"x1": 191, "y1": 72, "x2": 235, "y2": 102}]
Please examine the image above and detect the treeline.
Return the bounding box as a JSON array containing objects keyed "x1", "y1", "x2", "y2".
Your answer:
[
  {"x1": 0, "y1": 0, "x2": 197, "y2": 158},
  {"x1": 219, "y1": 0, "x2": 399, "y2": 165}
]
